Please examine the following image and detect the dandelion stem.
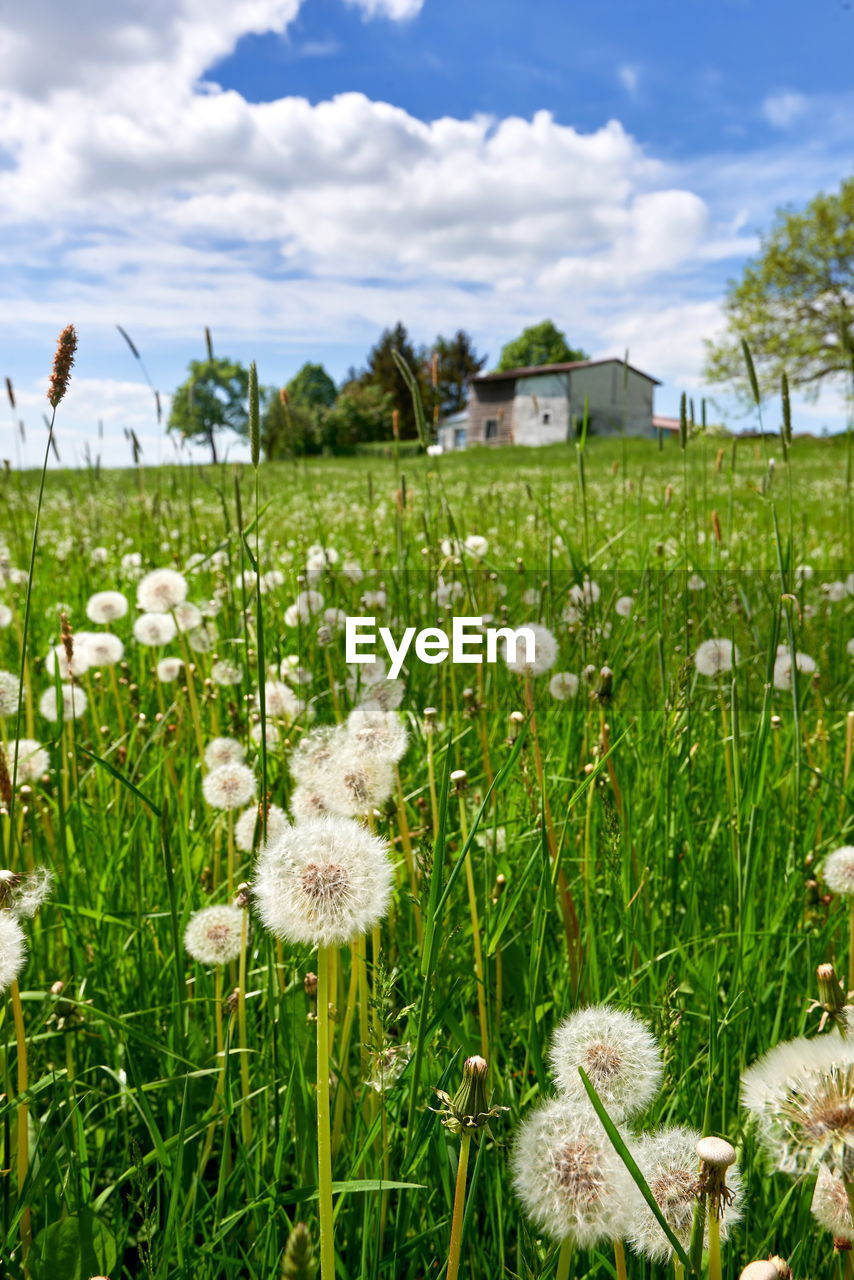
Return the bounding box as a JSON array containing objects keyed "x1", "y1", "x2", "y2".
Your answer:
[
  {"x1": 614, "y1": 1239, "x2": 628, "y2": 1280},
  {"x1": 707, "y1": 1208, "x2": 722, "y2": 1280},
  {"x1": 10, "y1": 978, "x2": 30, "y2": 1259},
  {"x1": 237, "y1": 908, "x2": 252, "y2": 1150},
  {"x1": 457, "y1": 791, "x2": 488, "y2": 1059},
  {"x1": 848, "y1": 900, "x2": 854, "y2": 997},
  {"x1": 555, "y1": 1237, "x2": 574, "y2": 1280},
  {"x1": 316, "y1": 944, "x2": 336, "y2": 1280},
  {"x1": 445, "y1": 1129, "x2": 471, "y2": 1280},
  {"x1": 673, "y1": 1258, "x2": 684, "y2": 1280}
]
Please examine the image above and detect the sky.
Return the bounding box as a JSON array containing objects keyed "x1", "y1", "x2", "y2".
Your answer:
[{"x1": 1, "y1": 0, "x2": 853, "y2": 467}]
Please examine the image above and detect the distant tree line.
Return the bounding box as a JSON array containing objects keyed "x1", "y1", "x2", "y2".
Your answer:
[{"x1": 167, "y1": 319, "x2": 587, "y2": 461}]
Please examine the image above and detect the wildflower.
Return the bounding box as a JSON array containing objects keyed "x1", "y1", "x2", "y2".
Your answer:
[
  {"x1": 210, "y1": 659, "x2": 242, "y2": 686},
  {"x1": 40, "y1": 684, "x2": 87, "y2": 722},
  {"x1": 0, "y1": 605, "x2": 12, "y2": 628},
  {"x1": 204, "y1": 737, "x2": 245, "y2": 770},
  {"x1": 290, "y1": 785, "x2": 330, "y2": 821},
  {"x1": 173, "y1": 602, "x2": 202, "y2": 633},
  {"x1": 503, "y1": 623, "x2": 558, "y2": 677},
  {"x1": 78, "y1": 632, "x2": 124, "y2": 667},
  {"x1": 0, "y1": 913, "x2": 26, "y2": 992},
  {"x1": 184, "y1": 904, "x2": 244, "y2": 965},
  {"x1": 86, "y1": 591, "x2": 128, "y2": 623},
  {"x1": 202, "y1": 763, "x2": 257, "y2": 811},
  {"x1": 0, "y1": 670, "x2": 20, "y2": 717},
  {"x1": 824, "y1": 847, "x2": 854, "y2": 898},
  {"x1": 694, "y1": 638, "x2": 739, "y2": 677},
  {"x1": 45, "y1": 643, "x2": 89, "y2": 679},
  {"x1": 434, "y1": 1055, "x2": 507, "y2": 1133},
  {"x1": 628, "y1": 1127, "x2": 742, "y2": 1262},
  {"x1": 253, "y1": 815, "x2": 393, "y2": 948},
  {"x1": 549, "y1": 671, "x2": 579, "y2": 701},
  {"x1": 188, "y1": 626, "x2": 215, "y2": 654},
  {"x1": 569, "y1": 577, "x2": 601, "y2": 607},
  {"x1": 687, "y1": 573, "x2": 707, "y2": 591},
  {"x1": 250, "y1": 720, "x2": 280, "y2": 749},
  {"x1": 134, "y1": 613, "x2": 178, "y2": 646},
  {"x1": 740, "y1": 1264, "x2": 782, "y2": 1280},
  {"x1": 615, "y1": 596, "x2": 634, "y2": 618},
  {"x1": 8, "y1": 739, "x2": 49, "y2": 782},
  {"x1": 741, "y1": 1033, "x2": 854, "y2": 1176},
  {"x1": 811, "y1": 1166, "x2": 853, "y2": 1242},
  {"x1": 0, "y1": 867, "x2": 53, "y2": 918},
  {"x1": 137, "y1": 568, "x2": 188, "y2": 613},
  {"x1": 773, "y1": 649, "x2": 818, "y2": 691},
  {"x1": 259, "y1": 680, "x2": 302, "y2": 721},
  {"x1": 156, "y1": 656, "x2": 184, "y2": 682},
  {"x1": 512, "y1": 1098, "x2": 638, "y2": 1247},
  {"x1": 290, "y1": 727, "x2": 344, "y2": 785},
  {"x1": 548, "y1": 1005, "x2": 663, "y2": 1121},
  {"x1": 323, "y1": 753, "x2": 395, "y2": 818},
  {"x1": 360, "y1": 678, "x2": 405, "y2": 711},
  {"x1": 366, "y1": 1043, "x2": 413, "y2": 1093},
  {"x1": 234, "y1": 803, "x2": 289, "y2": 853},
  {"x1": 346, "y1": 706, "x2": 408, "y2": 763}
]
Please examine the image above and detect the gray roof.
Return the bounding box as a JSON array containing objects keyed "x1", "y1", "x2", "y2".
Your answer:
[{"x1": 473, "y1": 358, "x2": 661, "y2": 386}]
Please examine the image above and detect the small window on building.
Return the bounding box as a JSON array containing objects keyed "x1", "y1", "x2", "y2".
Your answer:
[
  {"x1": 454, "y1": 427, "x2": 467, "y2": 449},
  {"x1": 542, "y1": 411, "x2": 551, "y2": 425},
  {"x1": 485, "y1": 418, "x2": 498, "y2": 441}
]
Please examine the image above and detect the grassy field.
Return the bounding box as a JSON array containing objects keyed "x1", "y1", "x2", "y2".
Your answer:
[{"x1": 0, "y1": 429, "x2": 852, "y2": 1279}]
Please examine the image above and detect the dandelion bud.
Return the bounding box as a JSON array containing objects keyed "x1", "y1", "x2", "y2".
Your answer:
[
  {"x1": 697, "y1": 1135, "x2": 737, "y2": 1217},
  {"x1": 47, "y1": 324, "x2": 77, "y2": 407},
  {"x1": 817, "y1": 962, "x2": 847, "y2": 1030},
  {"x1": 450, "y1": 769, "x2": 468, "y2": 793},
  {"x1": 281, "y1": 1222, "x2": 315, "y2": 1279},
  {"x1": 770, "y1": 714, "x2": 782, "y2": 729},
  {"x1": 768, "y1": 1259, "x2": 793, "y2": 1278},
  {"x1": 434, "y1": 1054, "x2": 506, "y2": 1135},
  {"x1": 740, "y1": 1265, "x2": 779, "y2": 1280},
  {"x1": 583, "y1": 663, "x2": 597, "y2": 682},
  {"x1": 50, "y1": 980, "x2": 64, "y2": 996},
  {"x1": 596, "y1": 666, "x2": 613, "y2": 703},
  {"x1": 422, "y1": 707, "x2": 438, "y2": 733},
  {"x1": 304, "y1": 971, "x2": 318, "y2": 1000},
  {"x1": 491, "y1": 874, "x2": 507, "y2": 904}
]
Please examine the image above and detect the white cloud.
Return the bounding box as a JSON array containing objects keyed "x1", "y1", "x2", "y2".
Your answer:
[
  {"x1": 346, "y1": 0, "x2": 424, "y2": 16},
  {"x1": 761, "y1": 90, "x2": 808, "y2": 128},
  {"x1": 617, "y1": 64, "x2": 641, "y2": 97}
]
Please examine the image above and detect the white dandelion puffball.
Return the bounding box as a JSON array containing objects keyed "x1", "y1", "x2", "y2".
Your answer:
[
  {"x1": 234, "y1": 804, "x2": 289, "y2": 853},
  {"x1": 40, "y1": 684, "x2": 87, "y2": 722},
  {"x1": 504, "y1": 623, "x2": 558, "y2": 677},
  {"x1": 45, "y1": 643, "x2": 89, "y2": 680},
  {"x1": 156, "y1": 656, "x2": 184, "y2": 682},
  {"x1": 0, "y1": 913, "x2": 26, "y2": 992},
  {"x1": 211, "y1": 659, "x2": 242, "y2": 686},
  {"x1": 773, "y1": 650, "x2": 818, "y2": 691},
  {"x1": 687, "y1": 573, "x2": 707, "y2": 591},
  {"x1": 204, "y1": 737, "x2": 245, "y2": 770},
  {"x1": 741, "y1": 1033, "x2": 854, "y2": 1176},
  {"x1": 360, "y1": 678, "x2": 405, "y2": 712},
  {"x1": 188, "y1": 626, "x2": 215, "y2": 654},
  {"x1": 512, "y1": 1098, "x2": 638, "y2": 1247},
  {"x1": 259, "y1": 680, "x2": 301, "y2": 721},
  {"x1": 0, "y1": 670, "x2": 20, "y2": 717},
  {"x1": 8, "y1": 739, "x2": 49, "y2": 781},
  {"x1": 184, "y1": 905, "x2": 244, "y2": 966},
  {"x1": 79, "y1": 632, "x2": 124, "y2": 667},
  {"x1": 250, "y1": 719, "x2": 280, "y2": 749},
  {"x1": 824, "y1": 847, "x2": 854, "y2": 897},
  {"x1": 812, "y1": 1167, "x2": 853, "y2": 1242},
  {"x1": 548, "y1": 1005, "x2": 663, "y2": 1121},
  {"x1": 173, "y1": 601, "x2": 203, "y2": 633},
  {"x1": 694, "y1": 638, "x2": 739, "y2": 677},
  {"x1": 202, "y1": 763, "x2": 257, "y2": 811},
  {"x1": 549, "y1": 672, "x2": 579, "y2": 701},
  {"x1": 628, "y1": 1127, "x2": 742, "y2": 1262},
  {"x1": 253, "y1": 815, "x2": 393, "y2": 948},
  {"x1": 137, "y1": 568, "x2": 188, "y2": 613},
  {"x1": 290, "y1": 726, "x2": 344, "y2": 784},
  {"x1": 86, "y1": 590, "x2": 128, "y2": 623},
  {"x1": 464, "y1": 534, "x2": 488, "y2": 557},
  {"x1": 346, "y1": 706, "x2": 408, "y2": 764},
  {"x1": 319, "y1": 749, "x2": 395, "y2": 818},
  {"x1": 134, "y1": 612, "x2": 178, "y2": 646},
  {"x1": 0, "y1": 867, "x2": 53, "y2": 919},
  {"x1": 290, "y1": 784, "x2": 331, "y2": 822},
  {"x1": 614, "y1": 596, "x2": 634, "y2": 618},
  {"x1": 0, "y1": 604, "x2": 13, "y2": 628},
  {"x1": 569, "y1": 577, "x2": 601, "y2": 607}
]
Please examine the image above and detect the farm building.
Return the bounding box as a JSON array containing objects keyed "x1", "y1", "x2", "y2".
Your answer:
[{"x1": 437, "y1": 357, "x2": 661, "y2": 450}]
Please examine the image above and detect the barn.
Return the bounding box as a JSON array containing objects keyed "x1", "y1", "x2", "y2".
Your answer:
[{"x1": 437, "y1": 357, "x2": 661, "y2": 450}]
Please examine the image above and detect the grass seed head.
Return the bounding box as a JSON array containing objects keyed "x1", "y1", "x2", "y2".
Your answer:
[{"x1": 47, "y1": 324, "x2": 77, "y2": 408}]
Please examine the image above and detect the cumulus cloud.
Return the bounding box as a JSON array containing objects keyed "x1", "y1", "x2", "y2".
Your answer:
[
  {"x1": 761, "y1": 90, "x2": 808, "y2": 128},
  {"x1": 346, "y1": 0, "x2": 424, "y2": 17}
]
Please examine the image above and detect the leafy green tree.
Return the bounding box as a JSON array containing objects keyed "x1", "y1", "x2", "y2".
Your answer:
[
  {"x1": 261, "y1": 391, "x2": 320, "y2": 459},
  {"x1": 168, "y1": 357, "x2": 249, "y2": 464},
  {"x1": 323, "y1": 382, "x2": 394, "y2": 449},
  {"x1": 432, "y1": 331, "x2": 487, "y2": 415},
  {"x1": 360, "y1": 323, "x2": 426, "y2": 438},
  {"x1": 287, "y1": 362, "x2": 338, "y2": 411},
  {"x1": 705, "y1": 178, "x2": 854, "y2": 404},
  {"x1": 495, "y1": 320, "x2": 588, "y2": 372}
]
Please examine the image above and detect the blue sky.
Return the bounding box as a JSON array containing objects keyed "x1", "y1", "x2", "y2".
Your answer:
[{"x1": 0, "y1": 0, "x2": 852, "y2": 466}]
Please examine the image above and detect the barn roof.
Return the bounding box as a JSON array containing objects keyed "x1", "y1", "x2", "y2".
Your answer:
[{"x1": 473, "y1": 358, "x2": 661, "y2": 386}]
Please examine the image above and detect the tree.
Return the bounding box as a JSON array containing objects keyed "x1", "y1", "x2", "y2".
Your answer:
[
  {"x1": 286, "y1": 362, "x2": 338, "y2": 411},
  {"x1": 360, "y1": 323, "x2": 425, "y2": 438},
  {"x1": 261, "y1": 363, "x2": 338, "y2": 459},
  {"x1": 323, "y1": 382, "x2": 394, "y2": 450},
  {"x1": 705, "y1": 178, "x2": 854, "y2": 404},
  {"x1": 168, "y1": 357, "x2": 249, "y2": 463},
  {"x1": 495, "y1": 320, "x2": 588, "y2": 372},
  {"x1": 432, "y1": 331, "x2": 487, "y2": 416}
]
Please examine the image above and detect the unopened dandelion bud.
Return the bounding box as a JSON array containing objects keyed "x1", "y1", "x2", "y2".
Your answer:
[
  {"x1": 47, "y1": 324, "x2": 77, "y2": 407},
  {"x1": 770, "y1": 714, "x2": 782, "y2": 729},
  {"x1": 50, "y1": 980, "x2": 64, "y2": 996},
  {"x1": 450, "y1": 768, "x2": 468, "y2": 793},
  {"x1": 817, "y1": 963, "x2": 847, "y2": 1025},
  {"x1": 423, "y1": 706, "x2": 438, "y2": 734},
  {"x1": 769, "y1": 1259, "x2": 792, "y2": 1278},
  {"x1": 304, "y1": 972, "x2": 318, "y2": 1000},
  {"x1": 583, "y1": 663, "x2": 597, "y2": 682},
  {"x1": 740, "y1": 1265, "x2": 779, "y2": 1280},
  {"x1": 281, "y1": 1221, "x2": 316, "y2": 1279},
  {"x1": 491, "y1": 873, "x2": 507, "y2": 904},
  {"x1": 507, "y1": 710, "x2": 525, "y2": 741},
  {"x1": 697, "y1": 1136, "x2": 736, "y2": 1217},
  {"x1": 226, "y1": 986, "x2": 240, "y2": 1014},
  {"x1": 316, "y1": 625, "x2": 332, "y2": 647},
  {"x1": 596, "y1": 666, "x2": 613, "y2": 702},
  {"x1": 434, "y1": 1054, "x2": 506, "y2": 1135}
]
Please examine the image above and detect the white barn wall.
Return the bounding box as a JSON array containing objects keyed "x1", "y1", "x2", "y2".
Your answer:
[{"x1": 513, "y1": 374, "x2": 571, "y2": 445}]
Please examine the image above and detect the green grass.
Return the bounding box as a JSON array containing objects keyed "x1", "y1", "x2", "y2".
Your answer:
[{"x1": 0, "y1": 431, "x2": 851, "y2": 1278}]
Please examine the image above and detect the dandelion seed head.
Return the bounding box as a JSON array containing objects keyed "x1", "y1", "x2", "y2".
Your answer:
[
  {"x1": 0, "y1": 671, "x2": 20, "y2": 717},
  {"x1": 9, "y1": 739, "x2": 49, "y2": 781},
  {"x1": 811, "y1": 1166, "x2": 853, "y2": 1242},
  {"x1": 694, "y1": 638, "x2": 739, "y2": 677},
  {"x1": 184, "y1": 904, "x2": 244, "y2": 966},
  {"x1": 0, "y1": 866, "x2": 53, "y2": 918},
  {"x1": 250, "y1": 719, "x2": 280, "y2": 748},
  {"x1": 615, "y1": 596, "x2": 634, "y2": 618},
  {"x1": 0, "y1": 913, "x2": 26, "y2": 992},
  {"x1": 137, "y1": 568, "x2": 188, "y2": 613},
  {"x1": 253, "y1": 815, "x2": 393, "y2": 947},
  {"x1": 86, "y1": 591, "x2": 128, "y2": 623},
  {"x1": 549, "y1": 671, "x2": 579, "y2": 701},
  {"x1": 346, "y1": 706, "x2": 408, "y2": 763},
  {"x1": 173, "y1": 601, "x2": 202, "y2": 633},
  {"x1": 773, "y1": 650, "x2": 817, "y2": 691},
  {"x1": 39, "y1": 684, "x2": 87, "y2": 722},
  {"x1": 290, "y1": 727, "x2": 344, "y2": 785},
  {"x1": 512, "y1": 1099, "x2": 638, "y2": 1246},
  {"x1": 156, "y1": 656, "x2": 184, "y2": 682},
  {"x1": 504, "y1": 623, "x2": 558, "y2": 677},
  {"x1": 79, "y1": 632, "x2": 124, "y2": 667},
  {"x1": 202, "y1": 762, "x2": 257, "y2": 811},
  {"x1": 260, "y1": 680, "x2": 302, "y2": 721},
  {"x1": 204, "y1": 737, "x2": 245, "y2": 770},
  {"x1": 548, "y1": 1005, "x2": 663, "y2": 1121},
  {"x1": 234, "y1": 803, "x2": 289, "y2": 853},
  {"x1": 134, "y1": 612, "x2": 178, "y2": 647},
  {"x1": 825, "y1": 848, "x2": 854, "y2": 898},
  {"x1": 360, "y1": 678, "x2": 405, "y2": 711},
  {"x1": 290, "y1": 785, "x2": 331, "y2": 822},
  {"x1": 210, "y1": 659, "x2": 242, "y2": 686},
  {"x1": 45, "y1": 643, "x2": 89, "y2": 679},
  {"x1": 0, "y1": 604, "x2": 13, "y2": 628}
]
